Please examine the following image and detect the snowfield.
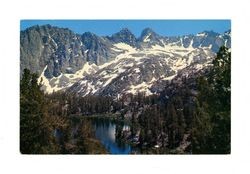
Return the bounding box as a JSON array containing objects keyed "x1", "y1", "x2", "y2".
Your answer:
[{"x1": 39, "y1": 39, "x2": 216, "y2": 96}]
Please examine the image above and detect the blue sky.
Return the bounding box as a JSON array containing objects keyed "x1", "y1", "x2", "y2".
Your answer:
[{"x1": 20, "y1": 20, "x2": 230, "y2": 37}]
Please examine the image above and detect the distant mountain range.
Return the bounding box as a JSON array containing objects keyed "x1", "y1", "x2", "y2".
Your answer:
[{"x1": 20, "y1": 24, "x2": 231, "y2": 97}]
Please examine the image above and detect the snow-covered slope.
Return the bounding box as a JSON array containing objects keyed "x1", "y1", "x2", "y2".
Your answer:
[
  {"x1": 35, "y1": 28, "x2": 230, "y2": 96},
  {"x1": 67, "y1": 41, "x2": 215, "y2": 97},
  {"x1": 38, "y1": 62, "x2": 98, "y2": 93}
]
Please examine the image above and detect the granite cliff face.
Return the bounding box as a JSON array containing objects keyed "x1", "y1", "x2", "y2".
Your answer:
[{"x1": 20, "y1": 24, "x2": 117, "y2": 78}]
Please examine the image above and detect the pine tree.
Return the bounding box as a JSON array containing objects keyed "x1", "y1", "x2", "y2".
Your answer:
[
  {"x1": 20, "y1": 69, "x2": 58, "y2": 154},
  {"x1": 191, "y1": 98, "x2": 213, "y2": 153},
  {"x1": 166, "y1": 103, "x2": 178, "y2": 148},
  {"x1": 209, "y1": 46, "x2": 231, "y2": 153},
  {"x1": 192, "y1": 46, "x2": 231, "y2": 154}
]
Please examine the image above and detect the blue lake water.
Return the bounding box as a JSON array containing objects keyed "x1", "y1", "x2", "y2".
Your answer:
[{"x1": 92, "y1": 119, "x2": 131, "y2": 154}]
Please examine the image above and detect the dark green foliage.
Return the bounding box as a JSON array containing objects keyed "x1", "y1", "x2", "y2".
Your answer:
[
  {"x1": 20, "y1": 69, "x2": 59, "y2": 154},
  {"x1": 20, "y1": 69, "x2": 107, "y2": 154},
  {"x1": 191, "y1": 98, "x2": 213, "y2": 153},
  {"x1": 192, "y1": 46, "x2": 231, "y2": 154}
]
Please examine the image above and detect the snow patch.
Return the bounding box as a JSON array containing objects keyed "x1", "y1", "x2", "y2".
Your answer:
[
  {"x1": 195, "y1": 64, "x2": 203, "y2": 70},
  {"x1": 87, "y1": 82, "x2": 98, "y2": 94},
  {"x1": 48, "y1": 34, "x2": 58, "y2": 48},
  {"x1": 126, "y1": 77, "x2": 157, "y2": 96},
  {"x1": 180, "y1": 38, "x2": 183, "y2": 47},
  {"x1": 187, "y1": 52, "x2": 194, "y2": 65},
  {"x1": 188, "y1": 39, "x2": 194, "y2": 49},
  {"x1": 40, "y1": 62, "x2": 98, "y2": 94},
  {"x1": 124, "y1": 63, "x2": 134, "y2": 68},
  {"x1": 143, "y1": 34, "x2": 151, "y2": 42},
  {"x1": 126, "y1": 82, "x2": 152, "y2": 95},
  {"x1": 38, "y1": 66, "x2": 63, "y2": 93},
  {"x1": 113, "y1": 43, "x2": 136, "y2": 52},
  {"x1": 73, "y1": 62, "x2": 98, "y2": 78},
  {"x1": 103, "y1": 74, "x2": 118, "y2": 87},
  {"x1": 133, "y1": 68, "x2": 140, "y2": 73},
  {"x1": 151, "y1": 42, "x2": 194, "y2": 57},
  {"x1": 118, "y1": 68, "x2": 126, "y2": 74},
  {"x1": 225, "y1": 39, "x2": 228, "y2": 47},
  {"x1": 173, "y1": 58, "x2": 186, "y2": 70},
  {"x1": 162, "y1": 74, "x2": 176, "y2": 81},
  {"x1": 196, "y1": 33, "x2": 206, "y2": 37}
]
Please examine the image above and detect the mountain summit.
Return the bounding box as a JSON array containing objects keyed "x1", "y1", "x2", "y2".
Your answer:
[
  {"x1": 139, "y1": 28, "x2": 159, "y2": 41},
  {"x1": 109, "y1": 28, "x2": 137, "y2": 46}
]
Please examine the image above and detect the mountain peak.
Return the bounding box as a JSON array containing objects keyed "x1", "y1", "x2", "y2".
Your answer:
[
  {"x1": 224, "y1": 29, "x2": 231, "y2": 35},
  {"x1": 139, "y1": 28, "x2": 160, "y2": 43},
  {"x1": 82, "y1": 31, "x2": 99, "y2": 40},
  {"x1": 119, "y1": 28, "x2": 132, "y2": 33},
  {"x1": 203, "y1": 30, "x2": 219, "y2": 36},
  {"x1": 110, "y1": 28, "x2": 137, "y2": 46},
  {"x1": 140, "y1": 28, "x2": 156, "y2": 37}
]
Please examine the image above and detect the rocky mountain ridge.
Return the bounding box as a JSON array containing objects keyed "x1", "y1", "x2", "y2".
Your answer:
[{"x1": 20, "y1": 25, "x2": 231, "y2": 97}]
